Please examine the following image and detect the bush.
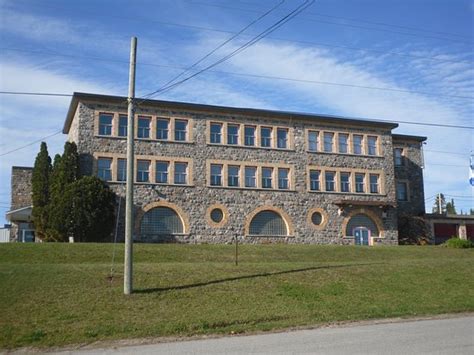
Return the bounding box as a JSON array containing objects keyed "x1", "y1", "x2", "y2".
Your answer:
[{"x1": 443, "y1": 237, "x2": 473, "y2": 249}]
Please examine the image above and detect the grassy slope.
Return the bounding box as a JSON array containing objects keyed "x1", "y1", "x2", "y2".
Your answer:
[{"x1": 0, "y1": 244, "x2": 472, "y2": 349}]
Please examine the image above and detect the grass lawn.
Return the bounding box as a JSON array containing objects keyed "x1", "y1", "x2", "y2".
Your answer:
[{"x1": 0, "y1": 243, "x2": 473, "y2": 349}]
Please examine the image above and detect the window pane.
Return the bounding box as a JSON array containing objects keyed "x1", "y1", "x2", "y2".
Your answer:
[
  {"x1": 99, "y1": 114, "x2": 113, "y2": 136},
  {"x1": 118, "y1": 115, "x2": 128, "y2": 137},
  {"x1": 249, "y1": 210, "x2": 287, "y2": 236},
  {"x1": 353, "y1": 135, "x2": 363, "y2": 155},
  {"x1": 228, "y1": 165, "x2": 240, "y2": 187},
  {"x1": 175, "y1": 120, "x2": 188, "y2": 141},
  {"x1": 277, "y1": 128, "x2": 288, "y2": 149},
  {"x1": 340, "y1": 172, "x2": 350, "y2": 192},
  {"x1": 397, "y1": 182, "x2": 408, "y2": 201},
  {"x1": 97, "y1": 158, "x2": 112, "y2": 181},
  {"x1": 323, "y1": 132, "x2": 334, "y2": 152},
  {"x1": 137, "y1": 160, "x2": 150, "y2": 182},
  {"x1": 262, "y1": 167, "x2": 273, "y2": 188},
  {"x1": 227, "y1": 125, "x2": 239, "y2": 145},
  {"x1": 278, "y1": 168, "x2": 289, "y2": 189},
  {"x1": 370, "y1": 174, "x2": 379, "y2": 194},
  {"x1": 138, "y1": 117, "x2": 150, "y2": 138},
  {"x1": 210, "y1": 164, "x2": 223, "y2": 186},
  {"x1": 325, "y1": 171, "x2": 335, "y2": 191},
  {"x1": 140, "y1": 207, "x2": 183, "y2": 236},
  {"x1": 117, "y1": 159, "x2": 127, "y2": 181},
  {"x1": 156, "y1": 161, "x2": 169, "y2": 183},
  {"x1": 157, "y1": 119, "x2": 169, "y2": 140},
  {"x1": 210, "y1": 123, "x2": 222, "y2": 144},
  {"x1": 368, "y1": 136, "x2": 377, "y2": 155},
  {"x1": 245, "y1": 166, "x2": 257, "y2": 187},
  {"x1": 174, "y1": 162, "x2": 187, "y2": 184},
  {"x1": 338, "y1": 134, "x2": 349, "y2": 154},
  {"x1": 308, "y1": 131, "x2": 319, "y2": 152},
  {"x1": 394, "y1": 148, "x2": 404, "y2": 166},
  {"x1": 310, "y1": 170, "x2": 320, "y2": 191},
  {"x1": 244, "y1": 126, "x2": 255, "y2": 146},
  {"x1": 261, "y1": 127, "x2": 272, "y2": 147},
  {"x1": 355, "y1": 173, "x2": 365, "y2": 193}
]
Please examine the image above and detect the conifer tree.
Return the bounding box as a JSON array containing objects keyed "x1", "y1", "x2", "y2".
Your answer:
[{"x1": 31, "y1": 142, "x2": 51, "y2": 239}]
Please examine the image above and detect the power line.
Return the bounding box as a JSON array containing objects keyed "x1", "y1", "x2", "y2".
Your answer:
[
  {"x1": 152, "y1": 0, "x2": 286, "y2": 102},
  {"x1": 191, "y1": 1, "x2": 474, "y2": 44},
  {"x1": 0, "y1": 91, "x2": 72, "y2": 97},
  {"x1": 424, "y1": 149, "x2": 470, "y2": 156},
  {"x1": 0, "y1": 130, "x2": 62, "y2": 157},
  {"x1": 138, "y1": 0, "x2": 316, "y2": 104}
]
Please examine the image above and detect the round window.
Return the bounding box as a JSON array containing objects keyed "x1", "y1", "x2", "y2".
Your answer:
[
  {"x1": 210, "y1": 208, "x2": 224, "y2": 223},
  {"x1": 311, "y1": 211, "x2": 323, "y2": 226}
]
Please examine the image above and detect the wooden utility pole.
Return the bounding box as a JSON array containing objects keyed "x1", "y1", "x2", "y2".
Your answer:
[{"x1": 124, "y1": 37, "x2": 137, "y2": 295}]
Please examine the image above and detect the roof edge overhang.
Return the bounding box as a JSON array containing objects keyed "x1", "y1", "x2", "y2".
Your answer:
[
  {"x1": 63, "y1": 92, "x2": 399, "y2": 134},
  {"x1": 392, "y1": 133, "x2": 427, "y2": 142}
]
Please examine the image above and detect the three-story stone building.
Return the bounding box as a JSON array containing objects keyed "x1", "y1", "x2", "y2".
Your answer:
[{"x1": 56, "y1": 92, "x2": 426, "y2": 245}]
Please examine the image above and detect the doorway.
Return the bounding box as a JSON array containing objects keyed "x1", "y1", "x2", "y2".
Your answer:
[{"x1": 353, "y1": 227, "x2": 370, "y2": 245}]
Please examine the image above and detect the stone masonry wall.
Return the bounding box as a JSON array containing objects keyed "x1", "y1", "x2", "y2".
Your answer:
[
  {"x1": 393, "y1": 139, "x2": 425, "y2": 216},
  {"x1": 69, "y1": 100, "x2": 400, "y2": 245},
  {"x1": 11, "y1": 167, "x2": 33, "y2": 210}
]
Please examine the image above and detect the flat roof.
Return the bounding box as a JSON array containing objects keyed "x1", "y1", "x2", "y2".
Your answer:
[{"x1": 63, "y1": 92, "x2": 399, "y2": 133}]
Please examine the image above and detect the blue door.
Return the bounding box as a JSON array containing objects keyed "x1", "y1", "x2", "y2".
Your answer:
[{"x1": 354, "y1": 227, "x2": 370, "y2": 245}]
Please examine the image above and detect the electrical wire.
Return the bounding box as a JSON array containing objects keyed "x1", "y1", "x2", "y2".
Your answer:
[
  {"x1": 0, "y1": 130, "x2": 63, "y2": 157},
  {"x1": 137, "y1": 0, "x2": 316, "y2": 104}
]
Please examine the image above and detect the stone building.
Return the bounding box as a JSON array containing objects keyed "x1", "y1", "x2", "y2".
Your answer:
[
  {"x1": 6, "y1": 92, "x2": 428, "y2": 244},
  {"x1": 54, "y1": 92, "x2": 425, "y2": 245}
]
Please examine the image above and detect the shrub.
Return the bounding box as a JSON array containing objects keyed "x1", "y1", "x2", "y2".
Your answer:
[{"x1": 443, "y1": 237, "x2": 473, "y2": 249}]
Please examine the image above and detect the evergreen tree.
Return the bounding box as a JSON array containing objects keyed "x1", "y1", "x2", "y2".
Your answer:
[
  {"x1": 48, "y1": 142, "x2": 80, "y2": 241},
  {"x1": 62, "y1": 176, "x2": 115, "y2": 242},
  {"x1": 446, "y1": 199, "x2": 457, "y2": 215},
  {"x1": 31, "y1": 142, "x2": 52, "y2": 240},
  {"x1": 432, "y1": 193, "x2": 446, "y2": 214}
]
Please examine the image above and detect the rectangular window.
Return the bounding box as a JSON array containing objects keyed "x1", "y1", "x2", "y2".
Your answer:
[
  {"x1": 397, "y1": 182, "x2": 408, "y2": 201},
  {"x1": 340, "y1": 172, "x2": 351, "y2": 192},
  {"x1": 370, "y1": 174, "x2": 379, "y2": 194},
  {"x1": 244, "y1": 126, "x2": 255, "y2": 146},
  {"x1": 210, "y1": 164, "x2": 223, "y2": 186},
  {"x1": 98, "y1": 113, "x2": 113, "y2": 136},
  {"x1": 262, "y1": 167, "x2": 273, "y2": 188},
  {"x1": 210, "y1": 123, "x2": 222, "y2": 144},
  {"x1": 277, "y1": 128, "x2": 288, "y2": 149},
  {"x1": 338, "y1": 133, "x2": 349, "y2": 154},
  {"x1": 323, "y1": 132, "x2": 334, "y2": 153},
  {"x1": 174, "y1": 120, "x2": 188, "y2": 141},
  {"x1": 278, "y1": 168, "x2": 289, "y2": 189},
  {"x1": 118, "y1": 115, "x2": 128, "y2": 137},
  {"x1": 156, "y1": 118, "x2": 169, "y2": 140},
  {"x1": 137, "y1": 160, "x2": 150, "y2": 182},
  {"x1": 228, "y1": 165, "x2": 240, "y2": 187},
  {"x1": 117, "y1": 158, "x2": 126, "y2": 181},
  {"x1": 309, "y1": 170, "x2": 320, "y2": 191},
  {"x1": 156, "y1": 161, "x2": 169, "y2": 184},
  {"x1": 245, "y1": 166, "x2": 257, "y2": 188},
  {"x1": 394, "y1": 148, "x2": 404, "y2": 166},
  {"x1": 368, "y1": 136, "x2": 378, "y2": 156},
  {"x1": 355, "y1": 173, "x2": 365, "y2": 193},
  {"x1": 325, "y1": 171, "x2": 335, "y2": 191},
  {"x1": 308, "y1": 131, "x2": 319, "y2": 152},
  {"x1": 174, "y1": 162, "x2": 188, "y2": 184},
  {"x1": 227, "y1": 124, "x2": 239, "y2": 145},
  {"x1": 137, "y1": 116, "x2": 150, "y2": 139},
  {"x1": 261, "y1": 127, "x2": 272, "y2": 148},
  {"x1": 97, "y1": 158, "x2": 112, "y2": 181},
  {"x1": 353, "y1": 135, "x2": 363, "y2": 155}
]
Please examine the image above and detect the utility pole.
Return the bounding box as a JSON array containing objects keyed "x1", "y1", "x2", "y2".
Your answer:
[
  {"x1": 438, "y1": 193, "x2": 442, "y2": 215},
  {"x1": 124, "y1": 37, "x2": 137, "y2": 295}
]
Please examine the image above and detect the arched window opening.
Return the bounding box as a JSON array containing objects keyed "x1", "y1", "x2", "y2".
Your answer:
[
  {"x1": 249, "y1": 210, "x2": 288, "y2": 236},
  {"x1": 140, "y1": 207, "x2": 184, "y2": 236}
]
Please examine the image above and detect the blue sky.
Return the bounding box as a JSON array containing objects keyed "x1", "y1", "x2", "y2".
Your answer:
[{"x1": 0, "y1": 0, "x2": 473, "y2": 221}]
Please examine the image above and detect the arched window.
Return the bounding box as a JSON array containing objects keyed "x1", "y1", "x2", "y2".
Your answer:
[
  {"x1": 249, "y1": 210, "x2": 288, "y2": 236},
  {"x1": 345, "y1": 214, "x2": 379, "y2": 237},
  {"x1": 140, "y1": 207, "x2": 184, "y2": 236}
]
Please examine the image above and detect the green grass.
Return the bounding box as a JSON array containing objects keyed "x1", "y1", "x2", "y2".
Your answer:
[{"x1": 0, "y1": 243, "x2": 473, "y2": 349}]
